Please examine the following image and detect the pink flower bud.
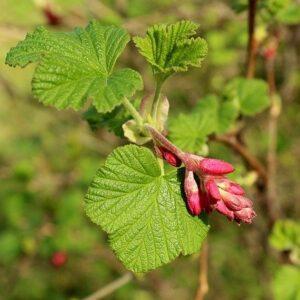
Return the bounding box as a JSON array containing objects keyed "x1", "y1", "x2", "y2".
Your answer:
[
  {"x1": 205, "y1": 179, "x2": 221, "y2": 201},
  {"x1": 184, "y1": 170, "x2": 201, "y2": 215},
  {"x1": 234, "y1": 207, "x2": 256, "y2": 224},
  {"x1": 198, "y1": 158, "x2": 234, "y2": 175},
  {"x1": 216, "y1": 179, "x2": 245, "y2": 195},
  {"x1": 216, "y1": 191, "x2": 256, "y2": 224},
  {"x1": 214, "y1": 201, "x2": 234, "y2": 221},
  {"x1": 227, "y1": 182, "x2": 245, "y2": 195},
  {"x1": 158, "y1": 146, "x2": 181, "y2": 167}
]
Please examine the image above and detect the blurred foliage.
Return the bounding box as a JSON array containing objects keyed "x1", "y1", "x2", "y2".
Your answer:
[{"x1": 0, "y1": 0, "x2": 300, "y2": 299}]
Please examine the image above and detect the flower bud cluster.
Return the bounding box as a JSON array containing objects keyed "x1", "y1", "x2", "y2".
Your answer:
[{"x1": 157, "y1": 146, "x2": 256, "y2": 224}]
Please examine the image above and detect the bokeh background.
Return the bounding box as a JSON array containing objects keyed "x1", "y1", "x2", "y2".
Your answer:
[{"x1": 0, "y1": 0, "x2": 299, "y2": 299}]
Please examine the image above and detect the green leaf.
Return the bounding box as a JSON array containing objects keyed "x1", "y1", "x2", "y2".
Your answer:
[
  {"x1": 83, "y1": 105, "x2": 131, "y2": 137},
  {"x1": 273, "y1": 266, "x2": 300, "y2": 300},
  {"x1": 6, "y1": 21, "x2": 143, "y2": 113},
  {"x1": 133, "y1": 20, "x2": 208, "y2": 79},
  {"x1": 215, "y1": 97, "x2": 240, "y2": 134},
  {"x1": 168, "y1": 95, "x2": 239, "y2": 152},
  {"x1": 168, "y1": 96, "x2": 217, "y2": 153},
  {"x1": 269, "y1": 219, "x2": 300, "y2": 251},
  {"x1": 277, "y1": 3, "x2": 300, "y2": 24},
  {"x1": 85, "y1": 145, "x2": 209, "y2": 272},
  {"x1": 226, "y1": 77, "x2": 270, "y2": 116},
  {"x1": 122, "y1": 120, "x2": 151, "y2": 145}
]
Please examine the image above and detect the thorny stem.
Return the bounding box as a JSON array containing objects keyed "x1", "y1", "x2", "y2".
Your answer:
[
  {"x1": 122, "y1": 97, "x2": 144, "y2": 128},
  {"x1": 246, "y1": 0, "x2": 258, "y2": 78},
  {"x1": 195, "y1": 241, "x2": 209, "y2": 300}
]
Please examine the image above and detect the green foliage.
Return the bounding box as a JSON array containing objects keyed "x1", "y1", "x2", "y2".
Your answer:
[
  {"x1": 133, "y1": 20, "x2": 208, "y2": 80},
  {"x1": 0, "y1": 231, "x2": 21, "y2": 265},
  {"x1": 85, "y1": 145, "x2": 209, "y2": 272},
  {"x1": 269, "y1": 219, "x2": 300, "y2": 264},
  {"x1": 270, "y1": 219, "x2": 300, "y2": 251},
  {"x1": 6, "y1": 21, "x2": 143, "y2": 113},
  {"x1": 272, "y1": 266, "x2": 300, "y2": 300},
  {"x1": 83, "y1": 106, "x2": 131, "y2": 137},
  {"x1": 169, "y1": 95, "x2": 239, "y2": 152},
  {"x1": 225, "y1": 77, "x2": 270, "y2": 116}
]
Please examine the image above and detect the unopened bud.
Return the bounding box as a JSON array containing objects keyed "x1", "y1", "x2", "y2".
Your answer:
[
  {"x1": 184, "y1": 170, "x2": 201, "y2": 215},
  {"x1": 205, "y1": 179, "x2": 221, "y2": 201},
  {"x1": 198, "y1": 158, "x2": 234, "y2": 175},
  {"x1": 158, "y1": 146, "x2": 181, "y2": 167}
]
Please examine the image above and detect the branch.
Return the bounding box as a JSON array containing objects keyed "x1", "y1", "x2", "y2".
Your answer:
[
  {"x1": 246, "y1": 0, "x2": 258, "y2": 78},
  {"x1": 265, "y1": 35, "x2": 281, "y2": 227},
  {"x1": 83, "y1": 272, "x2": 133, "y2": 300},
  {"x1": 213, "y1": 134, "x2": 268, "y2": 185},
  {"x1": 195, "y1": 241, "x2": 209, "y2": 300}
]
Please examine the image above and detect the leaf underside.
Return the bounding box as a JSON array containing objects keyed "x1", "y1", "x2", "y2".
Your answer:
[
  {"x1": 6, "y1": 21, "x2": 143, "y2": 113},
  {"x1": 85, "y1": 145, "x2": 209, "y2": 272}
]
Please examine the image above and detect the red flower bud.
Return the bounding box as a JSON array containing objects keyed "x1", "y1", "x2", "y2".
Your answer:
[
  {"x1": 198, "y1": 158, "x2": 234, "y2": 175},
  {"x1": 205, "y1": 179, "x2": 221, "y2": 201},
  {"x1": 227, "y1": 182, "x2": 245, "y2": 195},
  {"x1": 158, "y1": 146, "x2": 181, "y2": 167},
  {"x1": 234, "y1": 207, "x2": 256, "y2": 224},
  {"x1": 214, "y1": 201, "x2": 234, "y2": 221},
  {"x1": 51, "y1": 251, "x2": 68, "y2": 268},
  {"x1": 217, "y1": 191, "x2": 256, "y2": 224},
  {"x1": 184, "y1": 170, "x2": 201, "y2": 215}
]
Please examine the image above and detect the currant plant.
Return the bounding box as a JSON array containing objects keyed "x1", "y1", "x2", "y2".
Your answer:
[{"x1": 6, "y1": 20, "x2": 258, "y2": 273}]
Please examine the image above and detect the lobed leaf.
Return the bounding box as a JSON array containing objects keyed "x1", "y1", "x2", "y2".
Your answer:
[
  {"x1": 6, "y1": 21, "x2": 143, "y2": 113},
  {"x1": 85, "y1": 145, "x2": 209, "y2": 272},
  {"x1": 133, "y1": 20, "x2": 208, "y2": 78}
]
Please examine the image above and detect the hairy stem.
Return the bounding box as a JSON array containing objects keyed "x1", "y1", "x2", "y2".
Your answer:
[
  {"x1": 122, "y1": 97, "x2": 144, "y2": 127},
  {"x1": 152, "y1": 79, "x2": 164, "y2": 121},
  {"x1": 146, "y1": 124, "x2": 184, "y2": 157},
  {"x1": 195, "y1": 241, "x2": 209, "y2": 300},
  {"x1": 246, "y1": 0, "x2": 258, "y2": 78}
]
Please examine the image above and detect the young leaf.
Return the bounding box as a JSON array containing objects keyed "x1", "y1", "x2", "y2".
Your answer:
[
  {"x1": 133, "y1": 20, "x2": 208, "y2": 79},
  {"x1": 85, "y1": 145, "x2": 209, "y2": 272},
  {"x1": 225, "y1": 77, "x2": 270, "y2": 116},
  {"x1": 6, "y1": 21, "x2": 143, "y2": 113}
]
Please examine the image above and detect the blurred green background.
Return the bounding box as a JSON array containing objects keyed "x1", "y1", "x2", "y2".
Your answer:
[{"x1": 0, "y1": 0, "x2": 299, "y2": 299}]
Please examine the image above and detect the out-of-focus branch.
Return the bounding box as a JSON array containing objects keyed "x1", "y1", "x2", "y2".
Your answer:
[
  {"x1": 213, "y1": 134, "x2": 268, "y2": 185},
  {"x1": 265, "y1": 34, "x2": 281, "y2": 227},
  {"x1": 83, "y1": 272, "x2": 133, "y2": 300},
  {"x1": 246, "y1": 0, "x2": 258, "y2": 78},
  {"x1": 195, "y1": 241, "x2": 209, "y2": 300}
]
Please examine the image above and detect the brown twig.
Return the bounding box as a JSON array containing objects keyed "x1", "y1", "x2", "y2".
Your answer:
[
  {"x1": 195, "y1": 241, "x2": 209, "y2": 300},
  {"x1": 83, "y1": 272, "x2": 133, "y2": 300},
  {"x1": 213, "y1": 134, "x2": 268, "y2": 185},
  {"x1": 246, "y1": 0, "x2": 258, "y2": 78},
  {"x1": 265, "y1": 35, "x2": 281, "y2": 227}
]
